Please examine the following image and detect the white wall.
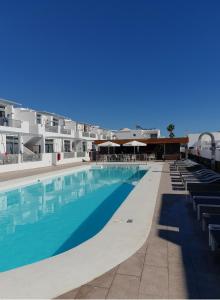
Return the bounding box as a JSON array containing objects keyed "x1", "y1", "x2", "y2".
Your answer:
[
  {"x1": 14, "y1": 109, "x2": 36, "y2": 125},
  {"x1": 0, "y1": 134, "x2": 6, "y2": 153},
  {"x1": 115, "y1": 129, "x2": 160, "y2": 139}
]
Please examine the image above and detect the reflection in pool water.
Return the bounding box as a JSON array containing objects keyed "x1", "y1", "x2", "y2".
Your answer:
[{"x1": 0, "y1": 165, "x2": 147, "y2": 272}]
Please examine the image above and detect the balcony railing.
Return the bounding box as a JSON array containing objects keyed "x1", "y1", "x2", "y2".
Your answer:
[
  {"x1": 82, "y1": 132, "x2": 89, "y2": 137},
  {"x1": 61, "y1": 128, "x2": 71, "y2": 135},
  {"x1": 22, "y1": 153, "x2": 42, "y2": 162},
  {"x1": 90, "y1": 133, "x2": 96, "y2": 138},
  {"x1": 45, "y1": 125, "x2": 58, "y2": 133},
  {"x1": 0, "y1": 118, "x2": 22, "y2": 128},
  {"x1": 63, "y1": 152, "x2": 75, "y2": 159},
  {"x1": 0, "y1": 154, "x2": 19, "y2": 164},
  {"x1": 76, "y1": 151, "x2": 86, "y2": 157}
]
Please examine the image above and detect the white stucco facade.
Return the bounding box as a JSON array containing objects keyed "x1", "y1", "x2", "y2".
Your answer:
[
  {"x1": 0, "y1": 98, "x2": 113, "y2": 172},
  {"x1": 113, "y1": 128, "x2": 160, "y2": 140}
]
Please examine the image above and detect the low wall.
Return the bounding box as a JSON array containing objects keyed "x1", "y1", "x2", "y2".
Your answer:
[
  {"x1": 0, "y1": 153, "x2": 91, "y2": 173},
  {"x1": 0, "y1": 153, "x2": 53, "y2": 174}
]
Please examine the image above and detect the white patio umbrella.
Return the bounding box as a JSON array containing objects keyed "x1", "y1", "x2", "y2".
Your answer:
[
  {"x1": 98, "y1": 141, "x2": 120, "y2": 154},
  {"x1": 123, "y1": 140, "x2": 147, "y2": 154}
]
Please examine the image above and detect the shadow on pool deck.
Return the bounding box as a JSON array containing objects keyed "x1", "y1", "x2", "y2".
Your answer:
[{"x1": 158, "y1": 193, "x2": 220, "y2": 299}]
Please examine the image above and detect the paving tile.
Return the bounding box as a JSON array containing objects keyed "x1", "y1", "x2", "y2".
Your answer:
[
  {"x1": 75, "y1": 285, "x2": 108, "y2": 299},
  {"x1": 145, "y1": 241, "x2": 168, "y2": 267},
  {"x1": 138, "y1": 293, "x2": 162, "y2": 299},
  {"x1": 88, "y1": 267, "x2": 117, "y2": 288},
  {"x1": 56, "y1": 288, "x2": 79, "y2": 299},
  {"x1": 107, "y1": 274, "x2": 140, "y2": 299},
  {"x1": 139, "y1": 264, "x2": 168, "y2": 298},
  {"x1": 117, "y1": 252, "x2": 145, "y2": 277}
]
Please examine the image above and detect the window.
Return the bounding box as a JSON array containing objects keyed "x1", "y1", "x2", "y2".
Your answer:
[
  {"x1": 64, "y1": 140, "x2": 70, "y2": 152},
  {"x1": 53, "y1": 118, "x2": 59, "y2": 127},
  {"x1": 6, "y1": 136, "x2": 19, "y2": 154},
  {"x1": 150, "y1": 134, "x2": 158, "y2": 138},
  {"x1": 45, "y1": 139, "x2": 54, "y2": 153},
  {"x1": 0, "y1": 106, "x2": 5, "y2": 118},
  {"x1": 36, "y1": 114, "x2": 41, "y2": 124},
  {"x1": 82, "y1": 142, "x2": 87, "y2": 152},
  {"x1": 133, "y1": 134, "x2": 136, "y2": 137}
]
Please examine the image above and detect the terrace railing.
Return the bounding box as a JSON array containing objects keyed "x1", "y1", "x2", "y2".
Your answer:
[
  {"x1": 22, "y1": 153, "x2": 42, "y2": 162},
  {"x1": 82, "y1": 132, "x2": 89, "y2": 137},
  {"x1": 63, "y1": 152, "x2": 75, "y2": 159},
  {"x1": 0, "y1": 154, "x2": 19, "y2": 164},
  {"x1": 60, "y1": 128, "x2": 71, "y2": 135},
  {"x1": 45, "y1": 125, "x2": 59, "y2": 133},
  {"x1": 0, "y1": 118, "x2": 22, "y2": 128},
  {"x1": 90, "y1": 133, "x2": 96, "y2": 138},
  {"x1": 76, "y1": 151, "x2": 86, "y2": 157}
]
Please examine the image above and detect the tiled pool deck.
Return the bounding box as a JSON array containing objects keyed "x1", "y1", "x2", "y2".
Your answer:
[{"x1": 57, "y1": 162, "x2": 220, "y2": 299}]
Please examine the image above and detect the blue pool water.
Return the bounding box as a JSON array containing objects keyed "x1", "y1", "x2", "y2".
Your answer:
[{"x1": 0, "y1": 165, "x2": 147, "y2": 272}]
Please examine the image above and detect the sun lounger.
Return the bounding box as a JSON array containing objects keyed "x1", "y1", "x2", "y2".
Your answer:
[
  {"x1": 190, "y1": 191, "x2": 220, "y2": 198},
  {"x1": 196, "y1": 204, "x2": 220, "y2": 221},
  {"x1": 192, "y1": 196, "x2": 220, "y2": 211},
  {"x1": 201, "y1": 213, "x2": 220, "y2": 231},
  {"x1": 209, "y1": 225, "x2": 220, "y2": 251},
  {"x1": 187, "y1": 182, "x2": 220, "y2": 193}
]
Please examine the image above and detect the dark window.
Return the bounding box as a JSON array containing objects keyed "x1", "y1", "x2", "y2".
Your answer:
[
  {"x1": 53, "y1": 118, "x2": 59, "y2": 126},
  {"x1": 6, "y1": 136, "x2": 18, "y2": 154},
  {"x1": 82, "y1": 142, "x2": 87, "y2": 152},
  {"x1": 150, "y1": 134, "x2": 158, "y2": 138},
  {"x1": 64, "y1": 140, "x2": 71, "y2": 152},
  {"x1": 36, "y1": 114, "x2": 41, "y2": 124},
  {"x1": 133, "y1": 134, "x2": 136, "y2": 137},
  {"x1": 45, "y1": 139, "x2": 54, "y2": 153}
]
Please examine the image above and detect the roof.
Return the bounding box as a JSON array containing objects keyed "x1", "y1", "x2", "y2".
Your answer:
[
  {"x1": 95, "y1": 137, "x2": 189, "y2": 145},
  {"x1": 0, "y1": 98, "x2": 21, "y2": 106},
  {"x1": 37, "y1": 111, "x2": 70, "y2": 120},
  {"x1": 120, "y1": 128, "x2": 131, "y2": 131}
]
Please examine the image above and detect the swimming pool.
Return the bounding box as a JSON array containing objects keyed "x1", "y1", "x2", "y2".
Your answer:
[{"x1": 0, "y1": 165, "x2": 147, "y2": 272}]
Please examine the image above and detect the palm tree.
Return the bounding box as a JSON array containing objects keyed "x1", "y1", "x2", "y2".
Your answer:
[{"x1": 167, "y1": 123, "x2": 175, "y2": 138}]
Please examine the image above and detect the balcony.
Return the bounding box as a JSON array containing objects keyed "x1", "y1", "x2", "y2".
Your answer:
[
  {"x1": 82, "y1": 132, "x2": 89, "y2": 137},
  {"x1": 60, "y1": 127, "x2": 71, "y2": 135},
  {"x1": 45, "y1": 125, "x2": 58, "y2": 133},
  {"x1": 0, "y1": 118, "x2": 22, "y2": 128},
  {"x1": 90, "y1": 133, "x2": 96, "y2": 138}
]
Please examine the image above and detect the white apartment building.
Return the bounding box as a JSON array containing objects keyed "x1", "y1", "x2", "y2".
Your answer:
[
  {"x1": 113, "y1": 128, "x2": 160, "y2": 140},
  {"x1": 0, "y1": 98, "x2": 113, "y2": 173}
]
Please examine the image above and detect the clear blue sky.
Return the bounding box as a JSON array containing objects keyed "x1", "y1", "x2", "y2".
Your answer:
[{"x1": 0, "y1": 0, "x2": 220, "y2": 136}]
